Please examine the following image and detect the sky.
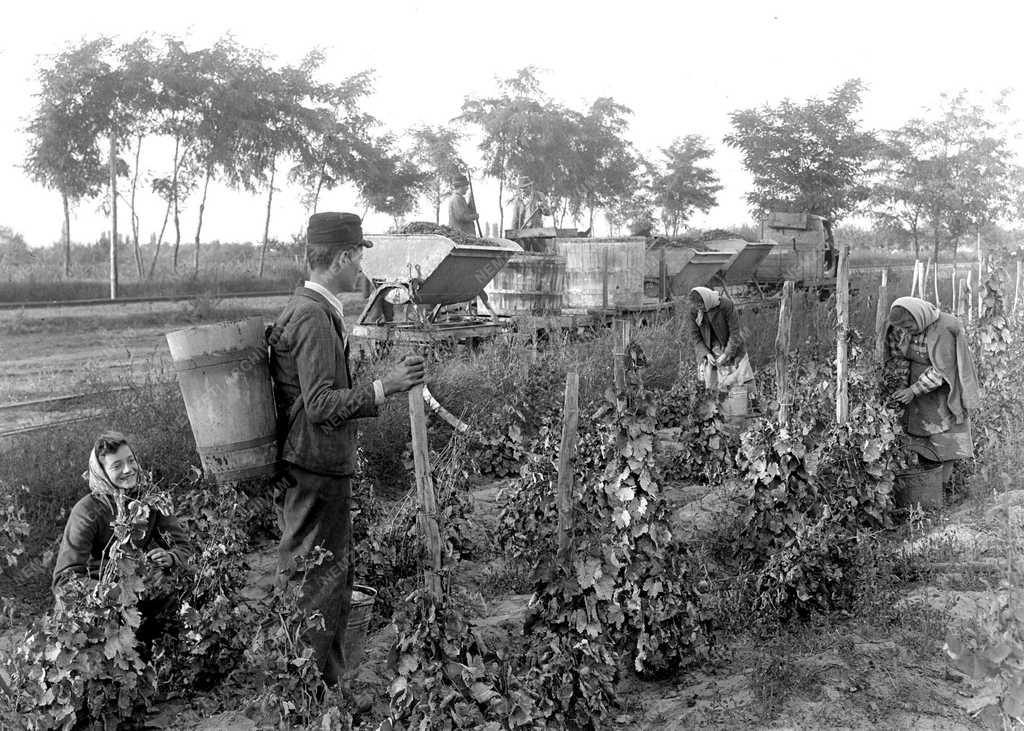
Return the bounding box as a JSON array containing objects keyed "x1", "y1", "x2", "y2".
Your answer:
[{"x1": 2, "y1": 0, "x2": 1024, "y2": 248}]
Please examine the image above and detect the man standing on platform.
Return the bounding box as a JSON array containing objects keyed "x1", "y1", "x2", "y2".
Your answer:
[
  {"x1": 446, "y1": 173, "x2": 479, "y2": 235},
  {"x1": 268, "y1": 211, "x2": 425, "y2": 683}
]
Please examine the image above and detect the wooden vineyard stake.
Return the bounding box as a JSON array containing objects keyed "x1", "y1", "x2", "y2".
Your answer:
[
  {"x1": 977, "y1": 243, "x2": 984, "y2": 320},
  {"x1": 556, "y1": 370, "x2": 580, "y2": 562},
  {"x1": 951, "y1": 269, "x2": 957, "y2": 315},
  {"x1": 911, "y1": 260, "x2": 921, "y2": 297},
  {"x1": 613, "y1": 318, "x2": 630, "y2": 393},
  {"x1": 658, "y1": 247, "x2": 668, "y2": 301},
  {"x1": 775, "y1": 281, "x2": 794, "y2": 425},
  {"x1": 922, "y1": 259, "x2": 931, "y2": 300},
  {"x1": 602, "y1": 246, "x2": 610, "y2": 310},
  {"x1": 408, "y1": 385, "x2": 443, "y2": 595},
  {"x1": 874, "y1": 269, "x2": 889, "y2": 366},
  {"x1": 835, "y1": 245, "x2": 850, "y2": 425},
  {"x1": 1014, "y1": 259, "x2": 1022, "y2": 314},
  {"x1": 933, "y1": 258, "x2": 940, "y2": 306}
]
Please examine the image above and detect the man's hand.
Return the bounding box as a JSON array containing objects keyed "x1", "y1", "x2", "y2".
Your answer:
[
  {"x1": 891, "y1": 387, "x2": 915, "y2": 405},
  {"x1": 146, "y1": 548, "x2": 174, "y2": 568},
  {"x1": 383, "y1": 355, "x2": 426, "y2": 396},
  {"x1": 715, "y1": 353, "x2": 729, "y2": 367},
  {"x1": 704, "y1": 353, "x2": 716, "y2": 367}
]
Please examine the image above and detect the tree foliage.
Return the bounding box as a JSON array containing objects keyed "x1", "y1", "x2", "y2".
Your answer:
[
  {"x1": 725, "y1": 79, "x2": 876, "y2": 222},
  {"x1": 871, "y1": 91, "x2": 1024, "y2": 262},
  {"x1": 654, "y1": 135, "x2": 722, "y2": 237}
]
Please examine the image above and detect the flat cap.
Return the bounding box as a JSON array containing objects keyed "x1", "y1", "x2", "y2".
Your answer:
[
  {"x1": 306, "y1": 211, "x2": 373, "y2": 248},
  {"x1": 451, "y1": 173, "x2": 469, "y2": 186}
]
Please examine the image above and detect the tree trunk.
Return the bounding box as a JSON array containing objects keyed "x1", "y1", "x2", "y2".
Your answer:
[
  {"x1": 259, "y1": 158, "x2": 276, "y2": 279},
  {"x1": 171, "y1": 134, "x2": 181, "y2": 270},
  {"x1": 434, "y1": 176, "x2": 441, "y2": 224},
  {"x1": 62, "y1": 191, "x2": 71, "y2": 278},
  {"x1": 148, "y1": 197, "x2": 171, "y2": 280},
  {"x1": 108, "y1": 133, "x2": 118, "y2": 300},
  {"x1": 130, "y1": 134, "x2": 144, "y2": 279},
  {"x1": 312, "y1": 160, "x2": 326, "y2": 214},
  {"x1": 193, "y1": 165, "x2": 212, "y2": 277},
  {"x1": 497, "y1": 175, "x2": 505, "y2": 234}
]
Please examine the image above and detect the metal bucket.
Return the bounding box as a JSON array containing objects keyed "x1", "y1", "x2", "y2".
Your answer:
[
  {"x1": 894, "y1": 465, "x2": 944, "y2": 510},
  {"x1": 343, "y1": 584, "x2": 378, "y2": 672},
  {"x1": 166, "y1": 317, "x2": 278, "y2": 484}
]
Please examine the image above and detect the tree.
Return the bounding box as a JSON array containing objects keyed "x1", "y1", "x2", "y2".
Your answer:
[
  {"x1": 287, "y1": 71, "x2": 379, "y2": 221},
  {"x1": 725, "y1": 79, "x2": 876, "y2": 222},
  {"x1": 874, "y1": 91, "x2": 1024, "y2": 264},
  {"x1": 409, "y1": 126, "x2": 465, "y2": 223},
  {"x1": 571, "y1": 97, "x2": 642, "y2": 231},
  {"x1": 24, "y1": 39, "x2": 111, "y2": 276},
  {"x1": 357, "y1": 137, "x2": 431, "y2": 230},
  {"x1": 460, "y1": 68, "x2": 584, "y2": 231},
  {"x1": 654, "y1": 135, "x2": 722, "y2": 237}
]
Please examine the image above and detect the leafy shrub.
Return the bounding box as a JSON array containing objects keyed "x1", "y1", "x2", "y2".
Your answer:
[
  {"x1": 655, "y1": 377, "x2": 740, "y2": 484},
  {"x1": 0, "y1": 494, "x2": 161, "y2": 729}
]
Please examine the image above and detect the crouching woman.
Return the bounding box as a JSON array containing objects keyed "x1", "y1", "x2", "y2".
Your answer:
[
  {"x1": 52, "y1": 432, "x2": 192, "y2": 653},
  {"x1": 885, "y1": 296, "x2": 981, "y2": 486}
]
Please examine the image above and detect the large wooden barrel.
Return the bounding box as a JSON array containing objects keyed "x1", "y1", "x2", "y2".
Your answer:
[
  {"x1": 166, "y1": 317, "x2": 278, "y2": 484},
  {"x1": 483, "y1": 252, "x2": 566, "y2": 314},
  {"x1": 554, "y1": 238, "x2": 645, "y2": 309}
]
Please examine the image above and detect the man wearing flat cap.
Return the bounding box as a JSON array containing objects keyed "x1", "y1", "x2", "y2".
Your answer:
[
  {"x1": 446, "y1": 173, "x2": 479, "y2": 235},
  {"x1": 268, "y1": 211, "x2": 425, "y2": 682}
]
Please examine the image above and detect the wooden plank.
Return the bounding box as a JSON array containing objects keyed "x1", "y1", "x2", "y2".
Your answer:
[
  {"x1": 408, "y1": 385, "x2": 443, "y2": 595},
  {"x1": 556, "y1": 370, "x2": 580, "y2": 562},
  {"x1": 775, "y1": 281, "x2": 794, "y2": 425},
  {"x1": 874, "y1": 270, "x2": 889, "y2": 366},
  {"x1": 835, "y1": 245, "x2": 850, "y2": 425}
]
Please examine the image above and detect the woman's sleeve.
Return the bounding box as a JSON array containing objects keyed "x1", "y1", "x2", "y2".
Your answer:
[
  {"x1": 722, "y1": 301, "x2": 744, "y2": 362},
  {"x1": 910, "y1": 366, "x2": 945, "y2": 396},
  {"x1": 52, "y1": 500, "x2": 99, "y2": 588}
]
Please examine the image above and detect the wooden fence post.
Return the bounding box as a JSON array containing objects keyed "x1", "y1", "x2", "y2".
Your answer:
[
  {"x1": 408, "y1": 385, "x2": 443, "y2": 595},
  {"x1": 875, "y1": 269, "x2": 889, "y2": 366},
  {"x1": 775, "y1": 281, "x2": 794, "y2": 425},
  {"x1": 556, "y1": 371, "x2": 580, "y2": 562},
  {"x1": 835, "y1": 245, "x2": 850, "y2": 425}
]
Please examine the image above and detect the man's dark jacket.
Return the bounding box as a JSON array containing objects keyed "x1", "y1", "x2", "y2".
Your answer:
[
  {"x1": 269, "y1": 286, "x2": 377, "y2": 476},
  {"x1": 689, "y1": 298, "x2": 745, "y2": 366}
]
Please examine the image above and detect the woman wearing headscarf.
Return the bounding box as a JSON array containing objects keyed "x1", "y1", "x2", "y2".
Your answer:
[
  {"x1": 885, "y1": 296, "x2": 981, "y2": 485},
  {"x1": 53, "y1": 432, "x2": 191, "y2": 651},
  {"x1": 688, "y1": 286, "x2": 754, "y2": 391}
]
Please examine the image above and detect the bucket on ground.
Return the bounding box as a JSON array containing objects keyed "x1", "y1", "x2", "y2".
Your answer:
[
  {"x1": 894, "y1": 464, "x2": 944, "y2": 510},
  {"x1": 343, "y1": 584, "x2": 378, "y2": 673},
  {"x1": 484, "y1": 252, "x2": 566, "y2": 314},
  {"x1": 721, "y1": 385, "x2": 749, "y2": 419},
  {"x1": 166, "y1": 316, "x2": 278, "y2": 484}
]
